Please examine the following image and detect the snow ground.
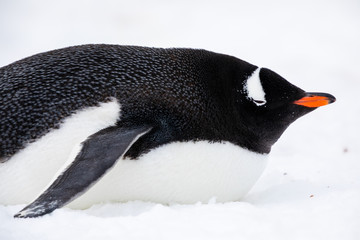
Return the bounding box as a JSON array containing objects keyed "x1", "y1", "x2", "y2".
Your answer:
[{"x1": 0, "y1": 0, "x2": 359, "y2": 239}]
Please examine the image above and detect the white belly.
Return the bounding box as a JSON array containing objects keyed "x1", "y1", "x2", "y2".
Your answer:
[
  {"x1": 0, "y1": 100, "x2": 268, "y2": 208},
  {"x1": 69, "y1": 141, "x2": 268, "y2": 208}
]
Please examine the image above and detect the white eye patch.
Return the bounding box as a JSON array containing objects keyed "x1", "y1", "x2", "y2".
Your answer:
[{"x1": 244, "y1": 67, "x2": 266, "y2": 106}]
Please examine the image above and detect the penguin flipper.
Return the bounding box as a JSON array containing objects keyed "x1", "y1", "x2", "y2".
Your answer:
[{"x1": 14, "y1": 125, "x2": 152, "y2": 218}]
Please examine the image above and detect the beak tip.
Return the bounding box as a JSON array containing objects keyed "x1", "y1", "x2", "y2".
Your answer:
[{"x1": 328, "y1": 95, "x2": 336, "y2": 104}]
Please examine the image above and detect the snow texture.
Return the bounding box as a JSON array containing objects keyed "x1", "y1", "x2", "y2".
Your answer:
[{"x1": 0, "y1": 0, "x2": 359, "y2": 239}]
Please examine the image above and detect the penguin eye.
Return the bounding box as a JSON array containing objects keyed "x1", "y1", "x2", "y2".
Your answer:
[{"x1": 253, "y1": 100, "x2": 266, "y2": 106}]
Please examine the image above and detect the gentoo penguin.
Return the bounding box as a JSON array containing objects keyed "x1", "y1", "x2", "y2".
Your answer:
[{"x1": 0, "y1": 45, "x2": 335, "y2": 218}]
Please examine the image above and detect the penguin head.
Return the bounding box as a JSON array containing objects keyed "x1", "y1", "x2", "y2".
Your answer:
[{"x1": 230, "y1": 67, "x2": 336, "y2": 153}]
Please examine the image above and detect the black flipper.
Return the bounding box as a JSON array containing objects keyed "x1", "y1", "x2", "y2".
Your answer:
[{"x1": 14, "y1": 125, "x2": 152, "y2": 218}]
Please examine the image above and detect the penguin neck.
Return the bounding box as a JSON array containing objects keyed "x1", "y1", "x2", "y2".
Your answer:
[
  {"x1": 241, "y1": 110, "x2": 308, "y2": 155},
  {"x1": 251, "y1": 126, "x2": 287, "y2": 154},
  {"x1": 225, "y1": 112, "x2": 294, "y2": 155}
]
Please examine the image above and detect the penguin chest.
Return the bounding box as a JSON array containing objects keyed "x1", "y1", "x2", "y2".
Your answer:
[{"x1": 69, "y1": 141, "x2": 268, "y2": 208}]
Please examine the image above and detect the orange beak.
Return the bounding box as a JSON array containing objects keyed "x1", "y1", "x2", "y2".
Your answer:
[{"x1": 293, "y1": 92, "x2": 336, "y2": 108}]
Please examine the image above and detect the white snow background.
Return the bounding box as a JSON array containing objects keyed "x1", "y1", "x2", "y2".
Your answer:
[{"x1": 0, "y1": 0, "x2": 359, "y2": 239}]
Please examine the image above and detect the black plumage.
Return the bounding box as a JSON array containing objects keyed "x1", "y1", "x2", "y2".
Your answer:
[{"x1": 0, "y1": 44, "x2": 311, "y2": 160}]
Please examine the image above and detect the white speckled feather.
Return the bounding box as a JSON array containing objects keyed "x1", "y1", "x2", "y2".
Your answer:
[{"x1": 245, "y1": 67, "x2": 266, "y2": 106}]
